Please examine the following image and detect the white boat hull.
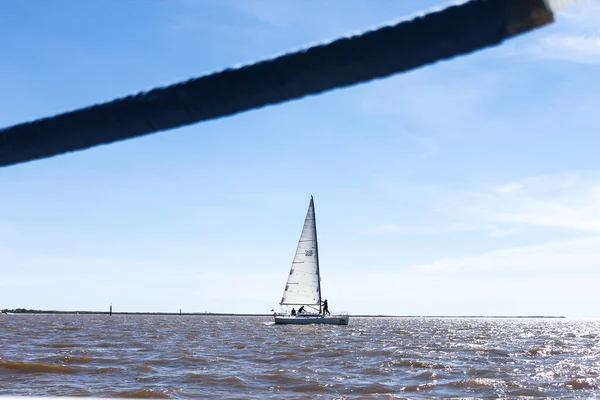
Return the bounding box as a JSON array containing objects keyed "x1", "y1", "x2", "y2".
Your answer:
[{"x1": 274, "y1": 314, "x2": 349, "y2": 325}]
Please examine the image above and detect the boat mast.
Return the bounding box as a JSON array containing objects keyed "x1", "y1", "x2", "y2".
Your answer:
[{"x1": 311, "y1": 196, "x2": 323, "y2": 314}]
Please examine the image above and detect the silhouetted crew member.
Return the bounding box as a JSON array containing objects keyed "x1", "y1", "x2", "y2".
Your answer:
[
  {"x1": 291, "y1": 308, "x2": 296, "y2": 316},
  {"x1": 322, "y1": 299, "x2": 330, "y2": 315},
  {"x1": 298, "y1": 306, "x2": 305, "y2": 314}
]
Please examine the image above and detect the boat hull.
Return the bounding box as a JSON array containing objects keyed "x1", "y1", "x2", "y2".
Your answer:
[{"x1": 274, "y1": 314, "x2": 349, "y2": 325}]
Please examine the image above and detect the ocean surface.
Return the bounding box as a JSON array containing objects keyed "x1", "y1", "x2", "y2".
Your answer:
[{"x1": 1, "y1": 315, "x2": 599, "y2": 399}]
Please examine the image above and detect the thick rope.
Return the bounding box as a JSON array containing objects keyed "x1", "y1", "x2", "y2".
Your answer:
[{"x1": 0, "y1": 0, "x2": 553, "y2": 168}]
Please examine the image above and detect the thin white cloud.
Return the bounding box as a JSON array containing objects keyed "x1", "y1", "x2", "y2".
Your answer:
[
  {"x1": 531, "y1": 34, "x2": 600, "y2": 64},
  {"x1": 460, "y1": 174, "x2": 600, "y2": 233},
  {"x1": 547, "y1": 0, "x2": 587, "y2": 13},
  {"x1": 366, "y1": 173, "x2": 600, "y2": 238},
  {"x1": 491, "y1": 182, "x2": 524, "y2": 194},
  {"x1": 330, "y1": 241, "x2": 600, "y2": 316},
  {"x1": 364, "y1": 223, "x2": 481, "y2": 235},
  {"x1": 557, "y1": 0, "x2": 600, "y2": 28},
  {"x1": 411, "y1": 235, "x2": 600, "y2": 274},
  {"x1": 514, "y1": 0, "x2": 600, "y2": 64}
]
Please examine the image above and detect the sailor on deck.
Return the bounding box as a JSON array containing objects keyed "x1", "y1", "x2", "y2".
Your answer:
[{"x1": 322, "y1": 299, "x2": 330, "y2": 315}]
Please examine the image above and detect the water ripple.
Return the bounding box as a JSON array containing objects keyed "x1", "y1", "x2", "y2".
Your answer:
[{"x1": 1, "y1": 315, "x2": 599, "y2": 398}]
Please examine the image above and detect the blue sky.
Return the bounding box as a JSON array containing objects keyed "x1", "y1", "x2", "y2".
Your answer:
[{"x1": 1, "y1": 0, "x2": 600, "y2": 317}]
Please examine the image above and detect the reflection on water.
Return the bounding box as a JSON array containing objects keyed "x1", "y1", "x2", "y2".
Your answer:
[{"x1": 1, "y1": 315, "x2": 599, "y2": 398}]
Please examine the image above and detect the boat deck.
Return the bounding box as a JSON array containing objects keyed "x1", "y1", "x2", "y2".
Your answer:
[{"x1": 274, "y1": 313, "x2": 349, "y2": 325}]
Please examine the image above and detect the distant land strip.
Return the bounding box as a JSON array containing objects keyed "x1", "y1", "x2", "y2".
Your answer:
[{"x1": 1, "y1": 309, "x2": 566, "y2": 318}]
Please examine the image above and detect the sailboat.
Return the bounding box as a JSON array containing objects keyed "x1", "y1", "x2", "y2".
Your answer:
[{"x1": 274, "y1": 196, "x2": 349, "y2": 325}]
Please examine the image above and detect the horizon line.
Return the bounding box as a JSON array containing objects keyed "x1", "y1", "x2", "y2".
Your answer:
[{"x1": 1, "y1": 309, "x2": 567, "y2": 318}]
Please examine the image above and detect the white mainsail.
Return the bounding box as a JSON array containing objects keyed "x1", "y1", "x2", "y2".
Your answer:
[{"x1": 280, "y1": 196, "x2": 322, "y2": 307}]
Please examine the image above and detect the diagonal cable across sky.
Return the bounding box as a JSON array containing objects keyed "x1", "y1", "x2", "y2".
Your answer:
[{"x1": 0, "y1": 0, "x2": 555, "y2": 168}]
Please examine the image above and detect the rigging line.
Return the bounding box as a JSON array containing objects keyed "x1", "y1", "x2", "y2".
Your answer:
[{"x1": 0, "y1": 0, "x2": 553, "y2": 168}]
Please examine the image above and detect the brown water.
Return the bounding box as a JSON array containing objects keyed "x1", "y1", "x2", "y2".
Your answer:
[{"x1": 0, "y1": 315, "x2": 599, "y2": 399}]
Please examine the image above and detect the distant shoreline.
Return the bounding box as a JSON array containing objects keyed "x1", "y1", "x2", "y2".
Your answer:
[{"x1": 1, "y1": 309, "x2": 567, "y2": 318}]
